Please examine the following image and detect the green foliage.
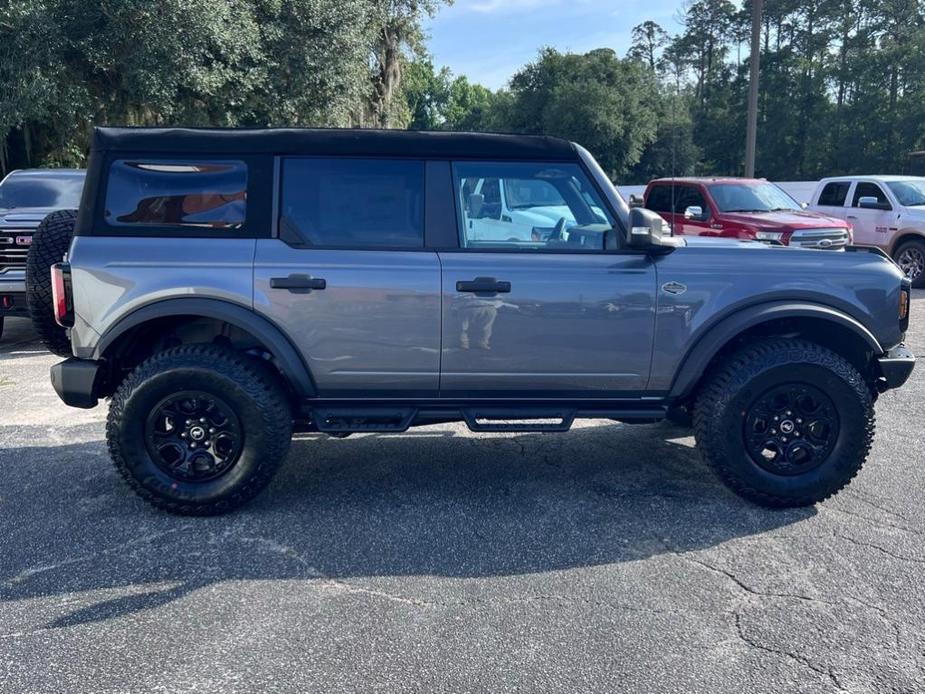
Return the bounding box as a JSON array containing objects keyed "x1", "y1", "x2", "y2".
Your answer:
[
  {"x1": 3, "y1": 0, "x2": 923, "y2": 181},
  {"x1": 498, "y1": 48, "x2": 660, "y2": 179},
  {"x1": 0, "y1": 0, "x2": 439, "y2": 168}
]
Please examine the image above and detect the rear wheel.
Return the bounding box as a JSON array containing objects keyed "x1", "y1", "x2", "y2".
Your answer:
[
  {"x1": 26, "y1": 209, "x2": 77, "y2": 356},
  {"x1": 107, "y1": 344, "x2": 293, "y2": 515},
  {"x1": 894, "y1": 238, "x2": 925, "y2": 288},
  {"x1": 694, "y1": 339, "x2": 874, "y2": 507}
]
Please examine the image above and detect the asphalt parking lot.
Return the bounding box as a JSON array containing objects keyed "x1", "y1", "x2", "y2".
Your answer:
[{"x1": 2, "y1": 295, "x2": 925, "y2": 694}]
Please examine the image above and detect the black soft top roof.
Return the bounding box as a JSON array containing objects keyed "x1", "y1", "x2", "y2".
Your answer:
[{"x1": 91, "y1": 127, "x2": 578, "y2": 161}]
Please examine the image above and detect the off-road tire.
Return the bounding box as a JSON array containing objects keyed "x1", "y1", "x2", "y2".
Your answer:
[
  {"x1": 693, "y1": 338, "x2": 874, "y2": 507},
  {"x1": 25, "y1": 209, "x2": 77, "y2": 356},
  {"x1": 893, "y1": 238, "x2": 925, "y2": 288},
  {"x1": 107, "y1": 344, "x2": 293, "y2": 515}
]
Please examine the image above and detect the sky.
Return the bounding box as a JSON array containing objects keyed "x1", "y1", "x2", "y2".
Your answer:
[{"x1": 425, "y1": 0, "x2": 686, "y2": 90}]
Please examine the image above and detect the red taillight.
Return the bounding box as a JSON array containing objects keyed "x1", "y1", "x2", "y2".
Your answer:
[{"x1": 51, "y1": 263, "x2": 74, "y2": 327}]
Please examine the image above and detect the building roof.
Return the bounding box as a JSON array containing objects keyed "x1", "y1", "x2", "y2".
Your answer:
[{"x1": 91, "y1": 127, "x2": 579, "y2": 161}]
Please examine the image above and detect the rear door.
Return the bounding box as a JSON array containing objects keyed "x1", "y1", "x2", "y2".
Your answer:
[
  {"x1": 253, "y1": 157, "x2": 441, "y2": 397},
  {"x1": 847, "y1": 181, "x2": 897, "y2": 248},
  {"x1": 439, "y1": 160, "x2": 656, "y2": 396},
  {"x1": 811, "y1": 180, "x2": 852, "y2": 222}
]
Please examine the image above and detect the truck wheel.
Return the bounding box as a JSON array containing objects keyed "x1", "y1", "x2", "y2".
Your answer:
[
  {"x1": 107, "y1": 344, "x2": 293, "y2": 515},
  {"x1": 25, "y1": 209, "x2": 77, "y2": 356},
  {"x1": 693, "y1": 338, "x2": 874, "y2": 508},
  {"x1": 894, "y1": 239, "x2": 925, "y2": 288}
]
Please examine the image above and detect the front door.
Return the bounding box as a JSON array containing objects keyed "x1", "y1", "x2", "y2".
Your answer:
[
  {"x1": 847, "y1": 181, "x2": 897, "y2": 248},
  {"x1": 440, "y1": 160, "x2": 657, "y2": 397},
  {"x1": 253, "y1": 157, "x2": 441, "y2": 397}
]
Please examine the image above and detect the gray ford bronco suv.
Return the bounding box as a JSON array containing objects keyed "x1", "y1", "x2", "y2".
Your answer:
[{"x1": 45, "y1": 127, "x2": 914, "y2": 515}]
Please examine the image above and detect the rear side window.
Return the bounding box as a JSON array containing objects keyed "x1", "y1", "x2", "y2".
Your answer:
[
  {"x1": 817, "y1": 182, "x2": 850, "y2": 207},
  {"x1": 105, "y1": 160, "x2": 247, "y2": 228},
  {"x1": 280, "y1": 158, "x2": 424, "y2": 249}
]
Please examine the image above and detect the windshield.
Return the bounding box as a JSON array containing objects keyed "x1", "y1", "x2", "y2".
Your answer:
[
  {"x1": 886, "y1": 180, "x2": 925, "y2": 207},
  {"x1": 0, "y1": 173, "x2": 85, "y2": 210},
  {"x1": 503, "y1": 178, "x2": 567, "y2": 209},
  {"x1": 708, "y1": 182, "x2": 799, "y2": 213}
]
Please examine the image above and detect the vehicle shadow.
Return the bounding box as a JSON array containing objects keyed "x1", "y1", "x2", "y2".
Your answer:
[{"x1": 0, "y1": 420, "x2": 814, "y2": 631}]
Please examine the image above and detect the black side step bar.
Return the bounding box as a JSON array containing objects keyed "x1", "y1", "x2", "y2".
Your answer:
[
  {"x1": 302, "y1": 403, "x2": 667, "y2": 434},
  {"x1": 312, "y1": 408, "x2": 417, "y2": 434},
  {"x1": 461, "y1": 408, "x2": 575, "y2": 432}
]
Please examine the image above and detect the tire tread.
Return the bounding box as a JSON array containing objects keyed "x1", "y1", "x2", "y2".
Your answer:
[{"x1": 106, "y1": 344, "x2": 292, "y2": 515}]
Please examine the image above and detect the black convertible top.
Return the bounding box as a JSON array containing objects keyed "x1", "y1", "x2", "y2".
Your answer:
[{"x1": 91, "y1": 127, "x2": 578, "y2": 161}]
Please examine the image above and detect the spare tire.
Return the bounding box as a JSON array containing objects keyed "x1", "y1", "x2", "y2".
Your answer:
[{"x1": 26, "y1": 209, "x2": 77, "y2": 357}]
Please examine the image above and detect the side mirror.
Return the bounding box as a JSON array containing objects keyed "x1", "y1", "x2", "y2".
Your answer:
[
  {"x1": 468, "y1": 193, "x2": 485, "y2": 219},
  {"x1": 628, "y1": 207, "x2": 675, "y2": 249},
  {"x1": 683, "y1": 205, "x2": 704, "y2": 220},
  {"x1": 858, "y1": 196, "x2": 890, "y2": 211},
  {"x1": 801, "y1": 202, "x2": 809, "y2": 209},
  {"x1": 628, "y1": 194, "x2": 644, "y2": 209}
]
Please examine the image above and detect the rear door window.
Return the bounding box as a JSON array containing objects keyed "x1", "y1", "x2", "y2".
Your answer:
[
  {"x1": 105, "y1": 160, "x2": 247, "y2": 229},
  {"x1": 817, "y1": 181, "x2": 851, "y2": 207},
  {"x1": 280, "y1": 158, "x2": 424, "y2": 248}
]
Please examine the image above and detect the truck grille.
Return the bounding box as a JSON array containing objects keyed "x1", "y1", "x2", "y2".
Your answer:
[
  {"x1": 790, "y1": 228, "x2": 850, "y2": 250},
  {"x1": 0, "y1": 230, "x2": 32, "y2": 270}
]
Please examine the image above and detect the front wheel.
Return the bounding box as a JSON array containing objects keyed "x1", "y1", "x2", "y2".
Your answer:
[
  {"x1": 107, "y1": 344, "x2": 293, "y2": 515},
  {"x1": 894, "y1": 238, "x2": 925, "y2": 288},
  {"x1": 694, "y1": 339, "x2": 874, "y2": 507}
]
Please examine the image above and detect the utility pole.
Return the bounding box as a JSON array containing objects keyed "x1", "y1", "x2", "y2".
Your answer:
[{"x1": 744, "y1": 0, "x2": 763, "y2": 177}]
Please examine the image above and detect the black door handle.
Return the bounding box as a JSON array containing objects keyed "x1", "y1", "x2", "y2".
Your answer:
[
  {"x1": 456, "y1": 277, "x2": 511, "y2": 294},
  {"x1": 270, "y1": 275, "x2": 326, "y2": 292}
]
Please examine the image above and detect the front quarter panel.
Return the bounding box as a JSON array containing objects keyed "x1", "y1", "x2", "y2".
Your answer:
[{"x1": 648, "y1": 244, "x2": 905, "y2": 392}]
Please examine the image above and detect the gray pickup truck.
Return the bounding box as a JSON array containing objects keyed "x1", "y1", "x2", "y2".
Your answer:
[
  {"x1": 0, "y1": 169, "x2": 84, "y2": 340},
  {"x1": 45, "y1": 127, "x2": 914, "y2": 515}
]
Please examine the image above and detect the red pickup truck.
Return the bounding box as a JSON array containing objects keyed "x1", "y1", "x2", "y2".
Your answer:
[{"x1": 641, "y1": 177, "x2": 852, "y2": 249}]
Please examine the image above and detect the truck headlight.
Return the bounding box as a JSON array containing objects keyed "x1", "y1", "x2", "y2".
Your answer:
[{"x1": 755, "y1": 231, "x2": 785, "y2": 242}]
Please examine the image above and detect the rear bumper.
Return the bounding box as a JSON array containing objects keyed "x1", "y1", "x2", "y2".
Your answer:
[
  {"x1": 876, "y1": 344, "x2": 915, "y2": 391},
  {"x1": 50, "y1": 357, "x2": 104, "y2": 408},
  {"x1": 0, "y1": 271, "x2": 28, "y2": 318}
]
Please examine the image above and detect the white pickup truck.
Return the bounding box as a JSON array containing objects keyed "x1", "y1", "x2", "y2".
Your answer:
[{"x1": 808, "y1": 175, "x2": 925, "y2": 286}]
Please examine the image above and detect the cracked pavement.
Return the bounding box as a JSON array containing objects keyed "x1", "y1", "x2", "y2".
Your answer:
[{"x1": 2, "y1": 292, "x2": 925, "y2": 693}]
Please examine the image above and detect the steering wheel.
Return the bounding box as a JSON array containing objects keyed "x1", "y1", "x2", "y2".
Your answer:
[{"x1": 549, "y1": 217, "x2": 568, "y2": 241}]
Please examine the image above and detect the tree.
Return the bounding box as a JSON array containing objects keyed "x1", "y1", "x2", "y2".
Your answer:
[
  {"x1": 498, "y1": 48, "x2": 660, "y2": 178},
  {"x1": 627, "y1": 21, "x2": 670, "y2": 73},
  {"x1": 366, "y1": 0, "x2": 452, "y2": 128}
]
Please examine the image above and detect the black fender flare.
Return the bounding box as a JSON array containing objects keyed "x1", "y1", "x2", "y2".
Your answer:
[
  {"x1": 92, "y1": 298, "x2": 317, "y2": 398},
  {"x1": 668, "y1": 301, "x2": 882, "y2": 399}
]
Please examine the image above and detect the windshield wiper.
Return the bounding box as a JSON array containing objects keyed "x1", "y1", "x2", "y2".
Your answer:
[{"x1": 724, "y1": 208, "x2": 768, "y2": 213}]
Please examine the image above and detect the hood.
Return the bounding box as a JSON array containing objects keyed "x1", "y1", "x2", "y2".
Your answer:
[
  {"x1": 0, "y1": 207, "x2": 59, "y2": 228},
  {"x1": 510, "y1": 206, "x2": 574, "y2": 225},
  {"x1": 720, "y1": 209, "x2": 848, "y2": 230}
]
